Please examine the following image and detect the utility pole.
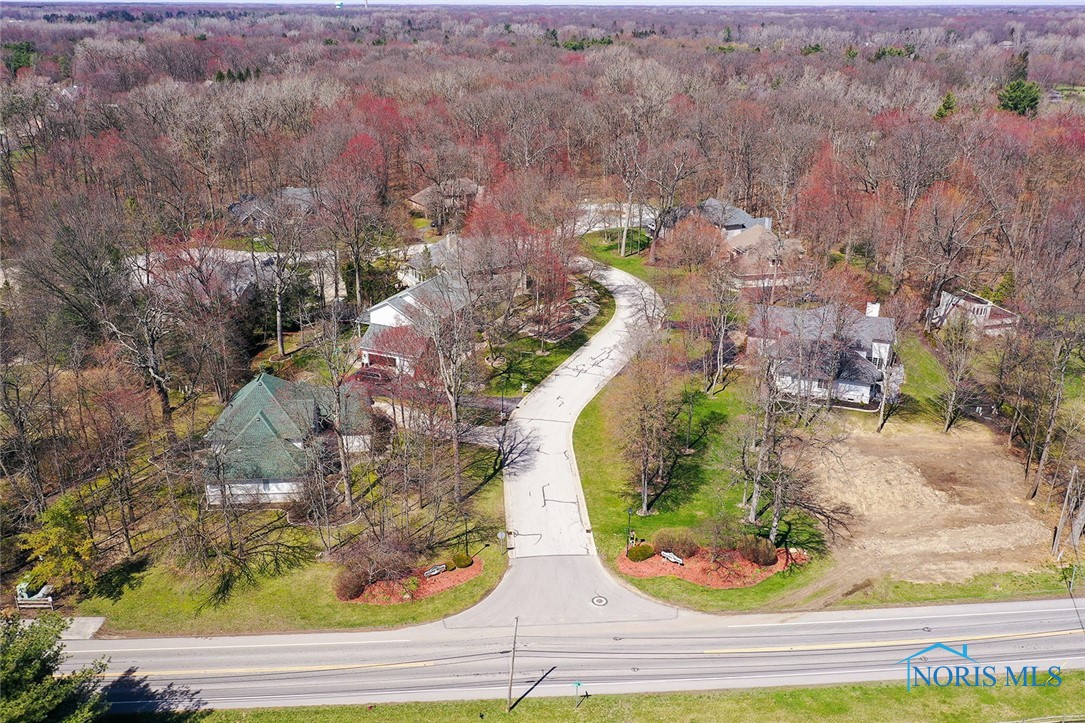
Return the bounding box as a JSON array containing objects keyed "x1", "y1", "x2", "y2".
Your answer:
[{"x1": 506, "y1": 616, "x2": 519, "y2": 712}]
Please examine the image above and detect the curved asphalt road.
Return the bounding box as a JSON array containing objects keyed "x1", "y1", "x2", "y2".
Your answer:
[{"x1": 61, "y1": 263, "x2": 1085, "y2": 712}]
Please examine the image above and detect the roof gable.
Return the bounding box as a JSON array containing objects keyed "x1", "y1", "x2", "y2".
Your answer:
[{"x1": 207, "y1": 373, "x2": 312, "y2": 443}]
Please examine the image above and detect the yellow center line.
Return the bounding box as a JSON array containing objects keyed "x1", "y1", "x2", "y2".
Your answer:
[
  {"x1": 95, "y1": 660, "x2": 434, "y2": 677},
  {"x1": 703, "y1": 628, "x2": 1083, "y2": 655}
]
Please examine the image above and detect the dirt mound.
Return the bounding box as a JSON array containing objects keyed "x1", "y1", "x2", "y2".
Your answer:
[{"x1": 811, "y1": 420, "x2": 1051, "y2": 591}]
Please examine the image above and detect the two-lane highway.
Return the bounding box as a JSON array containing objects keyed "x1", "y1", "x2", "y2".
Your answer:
[{"x1": 65, "y1": 598, "x2": 1083, "y2": 711}]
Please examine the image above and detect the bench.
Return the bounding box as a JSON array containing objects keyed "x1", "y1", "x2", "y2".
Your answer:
[
  {"x1": 15, "y1": 596, "x2": 54, "y2": 611},
  {"x1": 15, "y1": 583, "x2": 55, "y2": 611}
]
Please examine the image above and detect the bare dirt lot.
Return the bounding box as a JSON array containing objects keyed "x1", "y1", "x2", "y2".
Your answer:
[{"x1": 788, "y1": 418, "x2": 1052, "y2": 606}]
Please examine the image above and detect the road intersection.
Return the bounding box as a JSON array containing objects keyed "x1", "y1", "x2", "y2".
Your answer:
[{"x1": 61, "y1": 262, "x2": 1084, "y2": 712}]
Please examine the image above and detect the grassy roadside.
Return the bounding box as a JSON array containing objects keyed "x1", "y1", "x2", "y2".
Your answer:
[
  {"x1": 582, "y1": 229, "x2": 653, "y2": 283},
  {"x1": 487, "y1": 279, "x2": 616, "y2": 396},
  {"x1": 575, "y1": 381, "x2": 828, "y2": 612},
  {"x1": 116, "y1": 670, "x2": 1083, "y2": 722},
  {"x1": 77, "y1": 473, "x2": 507, "y2": 636},
  {"x1": 839, "y1": 568, "x2": 1071, "y2": 608}
]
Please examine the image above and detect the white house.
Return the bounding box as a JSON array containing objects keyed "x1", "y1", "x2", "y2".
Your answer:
[
  {"x1": 933, "y1": 290, "x2": 1018, "y2": 336},
  {"x1": 748, "y1": 304, "x2": 897, "y2": 406},
  {"x1": 357, "y1": 272, "x2": 470, "y2": 374}
]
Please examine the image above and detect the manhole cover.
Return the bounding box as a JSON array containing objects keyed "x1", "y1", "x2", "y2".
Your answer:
[{"x1": 591, "y1": 596, "x2": 608, "y2": 607}]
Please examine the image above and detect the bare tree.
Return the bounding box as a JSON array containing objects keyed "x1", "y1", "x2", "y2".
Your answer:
[
  {"x1": 263, "y1": 197, "x2": 313, "y2": 357},
  {"x1": 610, "y1": 338, "x2": 682, "y2": 515},
  {"x1": 939, "y1": 314, "x2": 978, "y2": 434},
  {"x1": 408, "y1": 274, "x2": 483, "y2": 501}
]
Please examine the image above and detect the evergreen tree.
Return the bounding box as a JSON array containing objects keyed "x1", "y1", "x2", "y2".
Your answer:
[
  {"x1": 998, "y1": 80, "x2": 1042, "y2": 116},
  {"x1": 0, "y1": 614, "x2": 106, "y2": 723},
  {"x1": 934, "y1": 92, "x2": 957, "y2": 120}
]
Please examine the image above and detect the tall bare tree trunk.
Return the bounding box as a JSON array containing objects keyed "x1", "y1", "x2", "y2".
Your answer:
[
  {"x1": 275, "y1": 278, "x2": 286, "y2": 357},
  {"x1": 620, "y1": 193, "x2": 633, "y2": 258}
]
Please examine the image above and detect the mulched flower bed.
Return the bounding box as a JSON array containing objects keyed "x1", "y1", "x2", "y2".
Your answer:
[
  {"x1": 351, "y1": 559, "x2": 485, "y2": 606},
  {"x1": 617, "y1": 548, "x2": 808, "y2": 589}
]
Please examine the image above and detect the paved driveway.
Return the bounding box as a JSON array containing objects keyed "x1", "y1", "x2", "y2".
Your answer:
[{"x1": 502, "y1": 263, "x2": 662, "y2": 558}]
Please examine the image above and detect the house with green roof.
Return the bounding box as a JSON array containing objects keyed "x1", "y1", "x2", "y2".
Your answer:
[{"x1": 205, "y1": 373, "x2": 373, "y2": 503}]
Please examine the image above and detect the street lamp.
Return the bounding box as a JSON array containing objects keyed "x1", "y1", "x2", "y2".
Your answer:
[{"x1": 626, "y1": 507, "x2": 634, "y2": 550}]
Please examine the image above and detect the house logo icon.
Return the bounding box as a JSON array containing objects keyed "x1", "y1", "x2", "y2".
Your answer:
[{"x1": 896, "y1": 643, "x2": 975, "y2": 691}]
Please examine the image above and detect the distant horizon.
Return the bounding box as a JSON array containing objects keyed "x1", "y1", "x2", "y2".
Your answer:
[{"x1": 6, "y1": 0, "x2": 1081, "y2": 7}]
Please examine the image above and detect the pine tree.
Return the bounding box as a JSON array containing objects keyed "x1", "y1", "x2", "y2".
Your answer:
[
  {"x1": 0, "y1": 615, "x2": 106, "y2": 723},
  {"x1": 998, "y1": 80, "x2": 1042, "y2": 117},
  {"x1": 934, "y1": 92, "x2": 957, "y2": 120}
]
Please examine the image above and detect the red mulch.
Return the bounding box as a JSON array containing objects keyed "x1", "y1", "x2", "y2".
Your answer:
[
  {"x1": 351, "y1": 558, "x2": 484, "y2": 606},
  {"x1": 617, "y1": 548, "x2": 808, "y2": 589}
]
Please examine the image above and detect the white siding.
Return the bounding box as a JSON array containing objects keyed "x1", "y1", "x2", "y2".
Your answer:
[
  {"x1": 871, "y1": 341, "x2": 891, "y2": 367},
  {"x1": 774, "y1": 374, "x2": 872, "y2": 405},
  {"x1": 206, "y1": 480, "x2": 301, "y2": 504},
  {"x1": 368, "y1": 304, "x2": 411, "y2": 327},
  {"x1": 832, "y1": 381, "x2": 872, "y2": 405},
  {"x1": 343, "y1": 434, "x2": 371, "y2": 454}
]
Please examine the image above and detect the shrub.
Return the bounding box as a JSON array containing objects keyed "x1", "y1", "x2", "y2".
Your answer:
[
  {"x1": 737, "y1": 535, "x2": 778, "y2": 567},
  {"x1": 444, "y1": 559, "x2": 458, "y2": 571},
  {"x1": 652, "y1": 528, "x2": 699, "y2": 559},
  {"x1": 334, "y1": 568, "x2": 368, "y2": 601},
  {"x1": 402, "y1": 576, "x2": 420, "y2": 596},
  {"x1": 627, "y1": 543, "x2": 655, "y2": 562},
  {"x1": 452, "y1": 552, "x2": 473, "y2": 569},
  {"x1": 695, "y1": 517, "x2": 741, "y2": 558},
  {"x1": 333, "y1": 531, "x2": 421, "y2": 600}
]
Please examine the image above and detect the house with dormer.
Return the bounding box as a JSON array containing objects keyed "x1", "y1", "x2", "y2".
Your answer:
[
  {"x1": 205, "y1": 373, "x2": 372, "y2": 503},
  {"x1": 747, "y1": 303, "x2": 896, "y2": 405}
]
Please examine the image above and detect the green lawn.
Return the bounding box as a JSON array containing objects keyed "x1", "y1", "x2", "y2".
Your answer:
[
  {"x1": 840, "y1": 568, "x2": 1071, "y2": 607},
  {"x1": 78, "y1": 472, "x2": 507, "y2": 636},
  {"x1": 117, "y1": 670, "x2": 1083, "y2": 722},
  {"x1": 895, "y1": 333, "x2": 947, "y2": 422},
  {"x1": 487, "y1": 279, "x2": 616, "y2": 396},
  {"x1": 582, "y1": 228, "x2": 653, "y2": 283},
  {"x1": 574, "y1": 381, "x2": 827, "y2": 611}
]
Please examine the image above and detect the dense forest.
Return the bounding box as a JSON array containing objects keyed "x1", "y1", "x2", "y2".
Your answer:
[{"x1": 2, "y1": 3, "x2": 1084, "y2": 608}]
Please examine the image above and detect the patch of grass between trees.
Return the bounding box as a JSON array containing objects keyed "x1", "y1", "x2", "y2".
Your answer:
[
  {"x1": 575, "y1": 385, "x2": 827, "y2": 611},
  {"x1": 76, "y1": 475, "x2": 507, "y2": 636},
  {"x1": 486, "y1": 278, "x2": 616, "y2": 396}
]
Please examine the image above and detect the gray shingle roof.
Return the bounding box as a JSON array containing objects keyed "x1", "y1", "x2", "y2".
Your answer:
[
  {"x1": 408, "y1": 178, "x2": 480, "y2": 210},
  {"x1": 749, "y1": 305, "x2": 894, "y2": 388},
  {"x1": 228, "y1": 187, "x2": 319, "y2": 226},
  {"x1": 655, "y1": 198, "x2": 771, "y2": 236},
  {"x1": 361, "y1": 272, "x2": 471, "y2": 323},
  {"x1": 749, "y1": 305, "x2": 895, "y2": 349}
]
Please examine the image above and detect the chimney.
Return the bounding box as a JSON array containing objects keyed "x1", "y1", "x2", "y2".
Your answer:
[{"x1": 866, "y1": 302, "x2": 881, "y2": 318}]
